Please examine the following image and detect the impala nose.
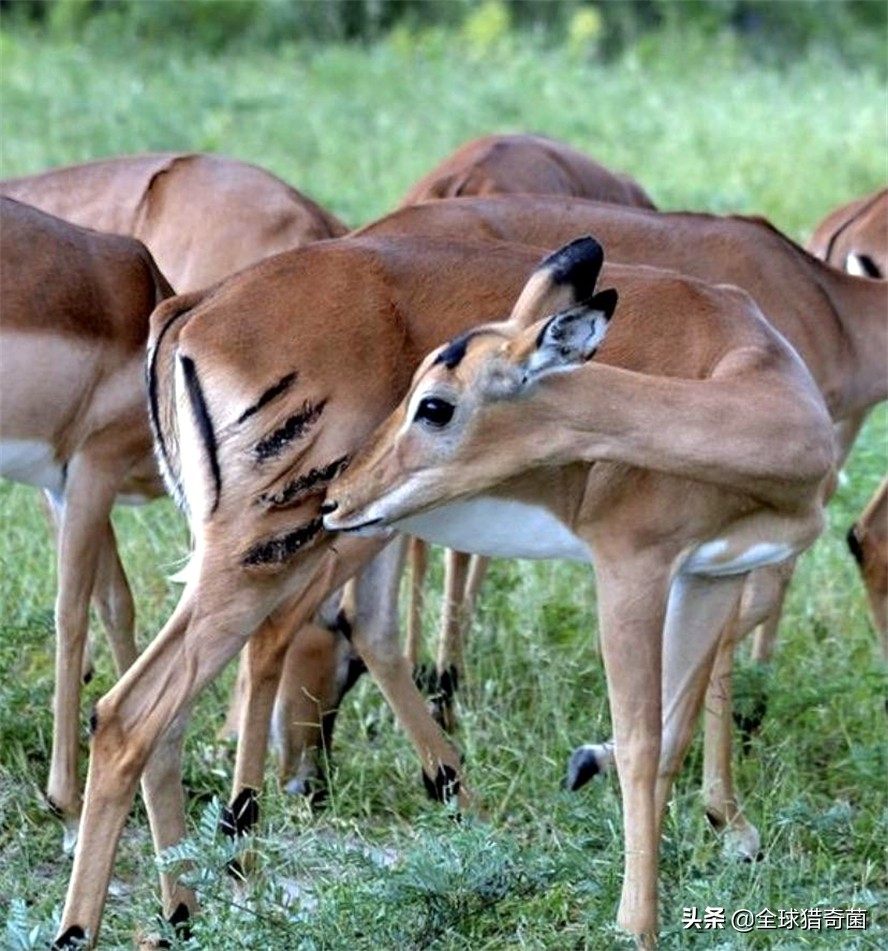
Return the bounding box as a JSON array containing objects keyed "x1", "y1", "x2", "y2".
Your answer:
[{"x1": 320, "y1": 499, "x2": 339, "y2": 516}]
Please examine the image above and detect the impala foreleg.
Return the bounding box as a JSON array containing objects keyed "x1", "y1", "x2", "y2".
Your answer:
[
  {"x1": 404, "y1": 536, "x2": 429, "y2": 670},
  {"x1": 48, "y1": 452, "x2": 137, "y2": 852},
  {"x1": 349, "y1": 538, "x2": 470, "y2": 808},
  {"x1": 593, "y1": 554, "x2": 669, "y2": 946}
]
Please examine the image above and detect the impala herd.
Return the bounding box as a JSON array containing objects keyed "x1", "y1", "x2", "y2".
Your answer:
[{"x1": 0, "y1": 133, "x2": 884, "y2": 949}]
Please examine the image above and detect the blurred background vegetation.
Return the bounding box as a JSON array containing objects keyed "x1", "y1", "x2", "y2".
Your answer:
[{"x1": 1, "y1": 0, "x2": 885, "y2": 67}]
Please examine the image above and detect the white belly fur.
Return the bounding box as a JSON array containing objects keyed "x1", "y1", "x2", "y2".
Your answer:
[
  {"x1": 0, "y1": 439, "x2": 64, "y2": 494},
  {"x1": 393, "y1": 497, "x2": 593, "y2": 561}
]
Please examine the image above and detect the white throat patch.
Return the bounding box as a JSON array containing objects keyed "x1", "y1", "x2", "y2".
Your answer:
[{"x1": 393, "y1": 496, "x2": 592, "y2": 561}]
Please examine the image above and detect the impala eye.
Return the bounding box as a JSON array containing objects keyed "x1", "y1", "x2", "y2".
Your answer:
[{"x1": 414, "y1": 397, "x2": 455, "y2": 428}]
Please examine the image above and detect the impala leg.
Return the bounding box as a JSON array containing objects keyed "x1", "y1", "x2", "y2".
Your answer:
[
  {"x1": 54, "y1": 543, "x2": 304, "y2": 949},
  {"x1": 592, "y1": 554, "x2": 669, "y2": 946},
  {"x1": 48, "y1": 453, "x2": 132, "y2": 852},
  {"x1": 431, "y1": 549, "x2": 471, "y2": 731},
  {"x1": 433, "y1": 552, "x2": 490, "y2": 731},
  {"x1": 657, "y1": 574, "x2": 751, "y2": 856},
  {"x1": 404, "y1": 536, "x2": 429, "y2": 670},
  {"x1": 349, "y1": 537, "x2": 470, "y2": 808},
  {"x1": 273, "y1": 618, "x2": 360, "y2": 799},
  {"x1": 748, "y1": 562, "x2": 794, "y2": 666},
  {"x1": 92, "y1": 520, "x2": 139, "y2": 675},
  {"x1": 228, "y1": 535, "x2": 385, "y2": 826}
]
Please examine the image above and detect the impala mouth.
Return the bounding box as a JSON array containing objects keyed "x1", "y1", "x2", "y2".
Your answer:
[{"x1": 322, "y1": 508, "x2": 387, "y2": 536}]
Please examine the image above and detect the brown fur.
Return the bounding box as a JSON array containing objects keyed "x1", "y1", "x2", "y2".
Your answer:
[
  {"x1": 399, "y1": 133, "x2": 656, "y2": 209},
  {"x1": 55, "y1": 234, "x2": 833, "y2": 947},
  {"x1": 0, "y1": 197, "x2": 172, "y2": 841},
  {"x1": 1, "y1": 152, "x2": 348, "y2": 292}
]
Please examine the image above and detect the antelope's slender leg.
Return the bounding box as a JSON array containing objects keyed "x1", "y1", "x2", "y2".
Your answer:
[
  {"x1": 404, "y1": 537, "x2": 429, "y2": 669},
  {"x1": 48, "y1": 451, "x2": 137, "y2": 850},
  {"x1": 430, "y1": 549, "x2": 471, "y2": 731},
  {"x1": 92, "y1": 521, "x2": 139, "y2": 675},
  {"x1": 592, "y1": 551, "x2": 668, "y2": 946},
  {"x1": 748, "y1": 565, "x2": 794, "y2": 664},
  {"x1": 657, "y1": 575, "x2": 749, "y2": 848},
  {"x1": 348, "y1": 537, "x2": 470, "y2": 807}
]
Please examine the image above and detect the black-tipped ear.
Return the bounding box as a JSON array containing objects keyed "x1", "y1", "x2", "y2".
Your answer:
[
  {"x1": 589, "y1": 287, "x2": 618, "y2": 319},
  {"x1": 540, "y1": 236, "x2": 605, "y2": 302}
]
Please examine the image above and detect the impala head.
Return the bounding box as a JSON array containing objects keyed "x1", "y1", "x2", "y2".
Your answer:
[{"x1": 323, "y1": 236, "x2": 617, "y2": 533}]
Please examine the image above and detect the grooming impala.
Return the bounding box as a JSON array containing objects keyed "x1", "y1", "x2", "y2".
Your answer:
[
  {"x1": 0, "y1": 197, "x2": 172, "y2": 849},
  {"x1": 323, "y1": 236, "x2": 834, "y2": 945},
  {"x1": 355, "y1": 193, "x2": 888, "y2": 835},
  {"x1": 53, "y1": 233, "x2": 833, "y2": 948}
]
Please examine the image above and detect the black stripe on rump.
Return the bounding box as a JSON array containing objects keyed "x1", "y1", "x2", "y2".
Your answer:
[
  {"x1": 254, "y1": 400, "x2": 327, "y2": 461},
  {"x1": 179, "y1": 355, "x2": 222, "y2": 514},
  {"x1": 146, "y1": 301, "x2": 193, "y2": 493},
  {"x1": 242, "y1": 517, "x2": 324, "y2": 568},
  {"x1": 237, "y1": 372, "x2": 298, "y2": 425},
  {"x1": 258, "y1": 455, "x2": 349, "y2": 509}
]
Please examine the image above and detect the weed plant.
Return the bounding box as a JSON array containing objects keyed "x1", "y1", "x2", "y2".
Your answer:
[{"x1": 1, "y1": 20, "x2": 886, "y2": 951}]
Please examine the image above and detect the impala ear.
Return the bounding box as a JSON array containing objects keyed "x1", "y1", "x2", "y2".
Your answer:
[
  {"x1": 517, "y1": 288, "x2": 618, "y2": 383},
  {"x1": 509, "y1": 236, "x2": 605, "y2": 329}
]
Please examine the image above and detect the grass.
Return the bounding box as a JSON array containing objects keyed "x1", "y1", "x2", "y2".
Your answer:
[{"x1": 1, "y1": 20, "x2": 887, "y2": 951}]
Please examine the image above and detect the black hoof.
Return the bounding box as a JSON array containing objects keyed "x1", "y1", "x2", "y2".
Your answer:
[
  {"x1": 155, "y1": 902, "x2": 192, "y2": 947},
  {"x1": 52, "y1": 926, "x2": 86, "y2": 949},
  {"x1": 81, "y1": 666, "x2": 94, "y2": 686},
  {"x1": 413, "y1": 661, "x2": 437, "y2": 694},
  {"x1": 219, "y1": 787, "x2": 259, "y2": 839},
  {"x1": 566, "y1": 746, "x2": 600, "y2": 792},
  {"x1": 422, "y1": 763, "x2": 460, "y2": 803}
]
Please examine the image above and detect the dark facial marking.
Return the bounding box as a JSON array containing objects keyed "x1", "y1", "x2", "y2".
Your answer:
[
  {"x1": 237, "y1": 372, "x2": 298, "y2": 424},
  {"x1": 258, "y1": 455, "x2": 349, "y2": 509},
  {"x1": 242, "y1": 517, "x2": 324, "y2": 568},
  {"x1": 254, "y1": 399, "x2": 327, "y2": 461},
  {"x1": 219, "y1": 787, "x2": 260, "y2": 839},
  {"x1": 422, "y1": 763, "x2": 460, "y2": 803},
  {"x1": 541, "y1": 235, "x2": 604, "y2": 301},
  {"x1": 89, "y1": 706, "x2": 99, "y2": 736},
  {"x1": 180, "y1": 355, "x2": 222, "y2": 514},
  {"x1": 328, "y1": 607, "x2": 354, "y2": 641},
  {"x1": 434, "y1": 330, "x2": 486, "y2": 370}
]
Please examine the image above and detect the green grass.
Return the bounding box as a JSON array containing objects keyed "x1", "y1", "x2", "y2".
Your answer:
[{"x1": 2, "y1": 22, "x2": 887, "y2": 951}]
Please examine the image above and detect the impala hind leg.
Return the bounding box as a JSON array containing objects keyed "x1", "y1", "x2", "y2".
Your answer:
[
  {"x1": 405, "y1": 536, "x2": 429, "y2": 671},
  {"x1": 656, "y1": 574, "x2": 755, "y2": 859},
  {"x1": 93, "y1": 521, "x2": 139, "y2": 675}
]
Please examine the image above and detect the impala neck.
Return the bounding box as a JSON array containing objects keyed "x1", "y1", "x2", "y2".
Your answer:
[{"x1": 811, "y1": 269, "x2": 888, "y2": 419}]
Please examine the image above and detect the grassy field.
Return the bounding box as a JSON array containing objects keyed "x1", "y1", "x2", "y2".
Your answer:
[{"x1": 1, "y1": 20, "x2": 887, "y2": 951}]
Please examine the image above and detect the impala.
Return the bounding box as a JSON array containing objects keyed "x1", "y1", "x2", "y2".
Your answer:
[
  {"x1": 351, "y1": 193, "x2": 887, "y2": 843},
  {"x1": 807, "y1": 188, "x2": 888, "y2": 668},
  {"x1": 399, "y1": 132, "x2": 656, "y2": 209},
  {"x1": 0, "y1": 151, "x2": 348, "y2": 293},
  {"x1": 53, "y1": 234, "x2": 834, "y2": 948},
  {"x1": 0, "y1": 197, "x2": 173, "y2": 850},
  {"x1": 2, "y1": 152, "x2": 351, "y2": 794}
]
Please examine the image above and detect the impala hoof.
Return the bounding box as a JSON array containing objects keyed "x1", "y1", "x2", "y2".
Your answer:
[
  {"x1": 422, "y1": 763, "x2": 460, "y2": 803},
  {"x1": 219, "y1": 787, "x2": 259, "y2": 839},
  {"x1": 566, "y1": 744, "x2": 608, "y2": 791},
  {"x1": 52, "y1": 926, "x2": 86, "y2": 949}
]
